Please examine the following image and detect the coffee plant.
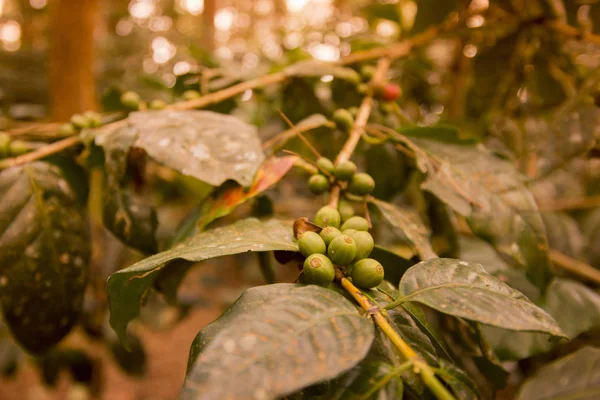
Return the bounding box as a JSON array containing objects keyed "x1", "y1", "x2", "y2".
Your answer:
[{"x1": 2, "y1": 1, "x2": 600, "y2": 399}]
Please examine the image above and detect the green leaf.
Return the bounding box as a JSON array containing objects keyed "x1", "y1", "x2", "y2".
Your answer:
[
  {"x1": 369, "y1": 198, "x2": 437, "y2": 261},
  {"x1": 97, "y1": 110, "x2": 265, "y2": 187},
  {"x1": 0, "y1": 162, "x2": 90, "y2": 354},
  {"x1": 97, "y1": 125, "x2": 158, "y2": 253},
  {"x1": 107, "y1": 218, "x2": 298, "y2": 343},
  {"x1": 394, "y1": 259, "x2": 565, "y2": 338},
  {"x1": 181, "y1": 284, "x2": 374, "y2": 400},
  {"x1": 516, "y1": 346, "x2": 600, "y2": 400},
  {"x1": 436, "y1": 360, "x2": 480, "y2": 400},
  {"x1": 369, "y1": 245, "x2": 413, "y2": 286},
  {"x1": 483, "y1": 278, "x2": 600, "y2": 360},
  {"x1": 394, "y1": 130, "x2": 553, "y2": 289}
]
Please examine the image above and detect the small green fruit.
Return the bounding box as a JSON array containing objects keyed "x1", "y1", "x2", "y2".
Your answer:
[
  {"x1": 314, "y1": 206, "x2": 341, "y2": 228},
  {"x1": 327, "y1": 235, "x2": 357, "y2": 266},
  {"x1": 357, "y1": 83, "x2": 369, "y2": 94},
  {"x1": 149, "y1": 99, "x2": 166, "y2": 110},
  {"x1": 333, "y1": 109, "x2": 354, "y2": 132},
  {"x1": 0, "y1": 133, "x2": 10, "y2": 158},
  {"x1": 342, "y1": 229, "x2": 357, "y2": 237},
  {"x1": 338, "y1": 199, "x2": 355, "y2": 222},
  {"x1": 334, "y1": 160, "x2": 357, "y2": 181},
  {"x1": 308, "y1": 174, "x2": 330, "y2": 195},
  {"x1": 183, "y1": 90, "x2": 201, "y2": 100},
  {"x1": 347, "y1": 107, "x2": 359, "y2": 118},
  {"x1": 83, "y1": 111, "x2": 102, "y2": 127},
  {"x1": 341, "y1": 216, "x2": 369, "y2": 232},
  {"x1": 58, "y1": 123, "x2": 76, "y2": 136},
  {"x1": 360, "y1": 65, "x2": 376, "y2": 81},
  {"x1": 347, "y1": 231, "x2": 374, "y2": 261},
  {"x1": 70, "y1": 114, "x2": 90, "y2": 129},
  {"x1": 298, "y1": 231, "x2": 326, "y2": 257},
  {"x1": 351, "y1": 258, "x2": 384, "y2": 288},
  {"x1": 320, "y1": 226, "x2": 342, "y2": 246},
  {"x1": 316, "y1": 157, "x2": 335, "y2": 175},
  {"x1": 303, "y1": 254, "x2": 335, "y2": 286},
  {"x1": 9, "y1": 140, "x2": 29, "y2": 156},
  {"x1": 348, "y1": 173, "x2": 375, "y2": 196},
  {"x1": 121, "y1": 91, "x2": 141, "y2": 110}
]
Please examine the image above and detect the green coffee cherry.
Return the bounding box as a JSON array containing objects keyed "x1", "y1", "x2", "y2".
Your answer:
[
  {"x1": 349, "y1": 173, "x2": 375, "y2": 196},
  {"x1": 9, "y1": 140, "x2": 29, "y2": 156},
  {"x1": 121, "y1": 91, "x2": 141, "y2": 110},
  {"x1": 327, "y1": 235, "x2": 357, "y2": 266},
  {"x1": 320, "y1": 226, "x2": 342, "y2": 246},
  {"x1": 357, "y1": 83, "x2": 369, "y2": 94},
  {"x1": 338, "y1": 199, "x2": 355, "y2": 222},
  {"x1": 341, "y1": 216, "x2": 369, "y2": 232},
  {"x1": 314, "y1": 206, "x2": 341, "y2": 228},
  {"x1": 298, "y1": 231, "x2": 326, "y2": 257},
  {"x1": 183, "y1": 90, "x2": 201, "y2": 100},
  {"x1": 347, "y1": 231, "x2": 374, "y2": 261},
  {"x1": 308, "y1": 174, "x2": 330, "y2": 195},
  {"x1": 351, "y1": 258, "x2": 384, "y2": 288},
  {"x1": 334, "y1": 160, "x2": 357, "y2": 181},
  {"x1": 303, "y1": 254, "x2": 335, "y2": 286},
  {"x1": 58, "y1": 123, "x2": 76, "y2": 136},
  {"x1": 342, "y1": 229, "x2": 357, "y2": 237},
  {"x1": 316, "y1": 157, "x2": 335, "y2": 175},
  {"x1": 0, "y1": 133, "x2": 10, "y2": 158},
  {"x1": 83, "y1": 111, "x2": 102, "y2": 128},
  {"x1": 333, "y1": 109, "x2": 354, "y2": 132},
  {"x1": 360, "y1": 65, "x2": 376, "y2": 81},
  {"x1": 347, "y1": 107, "x2": 359, "y2": 118},
  {"x1": 70, "y1": 114, "x2": 90, "y2": 129},
  {"x1": 149, "y1": 99, "x2": 166, "y2": 110}
]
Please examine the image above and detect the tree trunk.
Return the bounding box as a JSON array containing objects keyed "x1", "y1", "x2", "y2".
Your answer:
[{"x1": 49, "y1": 0, "x2": 98, "y2": 121}]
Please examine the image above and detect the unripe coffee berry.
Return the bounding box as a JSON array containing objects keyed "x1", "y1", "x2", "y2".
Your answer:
[
  {"x1": 333, "y1": 109, "x2": 354, "y2": 132},
  {"x1": 351, "y1": 258, "x2": 384, "y2": 288},
  {"x1": 308, "y1": 174, "x2": 330, "y2": 195},
  {"x1": 58, "y1": 123, "x2": 76, "y2": 137},
  {"x1": 348, "y1": 173, "x2": 375, "y2": 196},
  {"x1": 316, "y1": 157, "x2": 335, "y2": 175},
  {"x1": 121, "y1": 91, "x2": 141, "y2": 110},
  {"x1": 0, "y1": 133, "x2": 10, "y2": 158},
  {"x1": 327, "y1": 235, "x2": 357, "y2": 266},
  {"x1": 70, "y1": 114, "x2": 90, "y2": 129},
  {"x1": 338, "y1": 199, "x2": 355, "y2": 222},
  {"x1": 334, "y1": 160, "x2": 357, "y2": 181},
  {"x1": 320, "y1": 226, "x2": 342, "y2": 246},
  {"x1": 303, "y1": 254, "x2": 335, "y2": 286},
  {"x1": 183, "y1": 90, "x2": 201, "y2": 100},
  {"x1": 360, "y1": 65, "x2": 376, "y2": 81},
  {"x1": 150, "y1": 99, "x2": 167, "y2": 110},
  {"x1": 9, "y1": 140, "x2": 28, "y2": 156},
  {"x1": 381, "y1": 83, "x2": 401, "y2": 102},
  {"x1": 341, "y1": 216, "x2": 370, "y2": 232},
  {"x1": 298, "y1": 231, "x2": 326, "y2": 257},
  {"x1": 314, "y1": 206, "x2": 341, "y2": 228},
  {"x1": 347, "y1": 231, "x2": 374, "y2": 261},
  {"x1": 84, "y1": 111, "x2": 102, "y2": 128},
  {"x1": 347, "y1": 107, "x2": 359, "y2": 118}
]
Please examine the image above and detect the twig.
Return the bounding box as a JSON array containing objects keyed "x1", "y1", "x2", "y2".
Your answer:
[
  {"x1": 275, "y1": 110, "x2": 321, "y2": 158},
  {"x1": 263, "y1": 118, "x2": 334, "y2": 151},
  {"x1": 545, "y1": 20, "x2": 600, "y2": 45},
  {"x1": 549, "y1": 249, "x2": 600, "y2": 285},
  {"x1": 328, "y1": 58, "x2": 391, "y2": 208},
  {"x1": 537, "y1": 195, "x2": 600, "y2": 212},
  {"x1": 337, "y1": 270, "x2": 456, "y2": 400},
  {"x1": 0, "y1": 135, "x2": 81, "y2": 170}
]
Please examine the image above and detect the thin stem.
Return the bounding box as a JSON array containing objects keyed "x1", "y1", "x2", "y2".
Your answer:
[
  {"x1": 536, "y1": 195, "x2": 600, "y2": 212},
  {"x1": 0, "y1": 135, "x2": 81, "y2": 170},
  {"x1": 257, "y1": 252, "x2": 276, "y2": 284},
  {"x1": 549, "y1": 249, "x2": 600, "y2": 285},
  {"x1": 336, "y1": 270, "x2": 456, "y2": 400},
  {"x1": 357, "y1": 360, "x2": 413, "y2": 400},
  {"x1": 545, "y1": 20, "x2": 600, "y2": 45},
  {"x1": 276, "y1": 110, "x2": 322, "y2": 158}
]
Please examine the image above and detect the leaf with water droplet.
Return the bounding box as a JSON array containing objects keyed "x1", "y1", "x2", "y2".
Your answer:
[
  {"x1": 0, "y1": 162, "x2": 90, "y2": 354},
  {"x1": 107, "y1": 218, "x2": 298, "y2": 343},
  {"x1": 124, "y1": 110, "x2": 264, "y2": 187},
  {"x1": 393, "y1": 259, "x2": 565, "y2": 338},
  {"x1": 182, "y1": 284, "x2": 374, "y2": 400}
]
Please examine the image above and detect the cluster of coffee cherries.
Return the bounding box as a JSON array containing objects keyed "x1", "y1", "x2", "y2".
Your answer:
[
  {"x1": 298, "y1": 209, "x2": 384, "y2": 290},
  {"x1": 308, "y1": 157, "x2": 375, "y2": 197}
]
